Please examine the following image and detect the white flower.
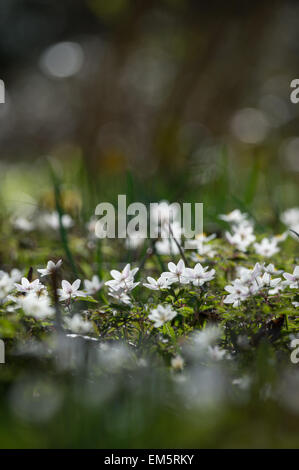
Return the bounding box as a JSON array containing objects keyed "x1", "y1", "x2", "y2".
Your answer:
[
  {"x1": 108, "y1": 286, "x2": 132, "y2": 305},
  {"x1": 15, "y1": 277, "x2": 45, "y2": 294},
  {"x1": 41, "y1": 212, "x2": 73, "y2": 230},
  {"x1": 191, "y1": 326, "x2": 222, "y2": 350},
  {"x1": 58, "y1": 279, "x2": 85, "y2": 301},
  {"x1": 87, "y1": 217, "x2": 97, "y2": 233},
  {"x1": 13, "y1": 217, "x2": 35, "y2": 232},
  {"x1": 84, "y1": 275, "x2": 103, "y2": 295},
  {"x1": 236, "y1": 262, "x2": 263, "y2": 284},
  {"x1": 191, "y1": 249, "x2": 216, "y2": 263},
  {"x1": 208, "y1": 345, "x2": 226, "y2": 361},
  {"x1": 171, "y1": 355, "x2": 184, "y2": 371},
  {"x1": 281, "y1": 208, "x2": 299, "y2": 235},
  {"x1": 105, "y1": 264, "x2": 139, "y2": 290},
  {"x1": 105, "y1": 264, "x2": 139, "y2": 304},
  {"x1": 225, "y1": 232, "x2": 251, "y2": 252},
  {"x1": 225, "y1": 262, "x2": 285, "y2": 304},
  {"x1": 195, "y1": 233, "x2": 216, "y2": 243},
  {"x1": 37, "y1": 259, "x2": 62, "y2": 277},
  {"x1": 18, "y1": 292, "x2": 54, "y2": 320},
  {"x1": 10, "y1": 269, "x2": 22, "y2": 282},
  {"x1": 150, "y1": 200, "x2": 180, "y2": 228},
  {"x1": 0, "y1": 273, "x2": 15, "y2": 300},
  {"x1": 188, "y1": 233, "x2": 217, "y2": 258},
  {"x1": 268, "y1": 283, "x2": 286, "y2": 296},
  {"x1": 64, "y1": 314, "x2": 93, "y2": 334},
  {"x1": 283, "y1": 266, "x2": 299, "y2": 289},
  {"x1": 197, "y1": 244, "x2": 217, "y2": 258},
  {"x1": 233, "y1": 267, "x2": 249, "y2": 282},
  {"x1": 148, "y1": 304, "x2": 177, "y2": 328},
  {"x1": 256, "y1": 272, "x2": 281, "y2": 294},
  {"x1": 0, "y1": 269, "x2": 23, "y2": 301},
  {"x1": 183, "y1": 263, "x2": 215, "y2": 287},
  {"x1": 263, "y1": 263, "x2": 282, "y2": 275},
  {"x1": 254, "y1": 238, "x2": 280, "y2": 257},
  {"x1": 143, "y1": 276, "x2": 171, "y2": 290},
  {"x1": 292, "y1": 302, "x2": 299, "y2": 308},
  {"x1": 155, "y1": 238, "x2": 181, "y2": 255},
  {"x1": 161, "y1": 259, "x2": 187, "y2": 284},
  {"x1": 219, "y1": 209, "x2": 248, "y2": 225},
  {"x1": 223, "y1": 281, "x2": 250, "y2": 307},
  {"x1": 225, "y1": 222, "x2": 256, "y2": 252}
]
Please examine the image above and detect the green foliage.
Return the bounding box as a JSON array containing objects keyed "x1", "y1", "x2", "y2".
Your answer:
[{"x1": 0, "y1": 160, "x2": 298, "y2": 449}]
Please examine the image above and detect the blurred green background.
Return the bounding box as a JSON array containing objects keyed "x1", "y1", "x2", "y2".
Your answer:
[{"x1": 0, "y1": 0, "x2": 297, "y2": 223}]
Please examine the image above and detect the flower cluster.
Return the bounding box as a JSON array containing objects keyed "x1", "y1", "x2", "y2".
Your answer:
[
  {"x1": 3, "y1": 207, "x2": 299, "y2": 341},
  {"x1": 220, "y1": 209, "x2": 288, "y2": 256},
  {"x1": 221, "y1": 210, "x2": 256, "y2": 252},
  {"x1": 105, "y1": 264, "x2": 139, "y2": 305},
  {"x1": 144, "y1": 259, "x2": 215, "y2": 290},
  {"x1": 6, "y1": 259, "x2": 103, "y2": 326},
  {"x1": 17, "y1": 292, "x2": 55, "y2": 320},
  {"x1": 224, "y1": 262, "x2": 299, "y2": 307},
  {"x1": 2, "y1": 192, "x2": 299, "y2": 448}
]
